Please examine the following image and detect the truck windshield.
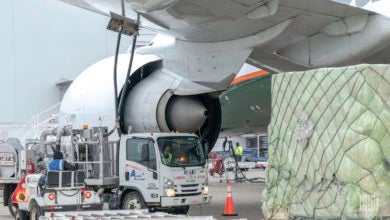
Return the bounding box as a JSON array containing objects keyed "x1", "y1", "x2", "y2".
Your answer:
[{"x1": 157, "y1": 136, "x2": 205, "y2": 167}]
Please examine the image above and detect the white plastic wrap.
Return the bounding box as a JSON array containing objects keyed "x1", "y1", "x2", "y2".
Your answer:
[{"x1": 263, "y1": 65, "x2": 390, "y2": 219}]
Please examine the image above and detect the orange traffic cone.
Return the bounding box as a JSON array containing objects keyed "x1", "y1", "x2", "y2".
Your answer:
[{"x1": 222, "y1": 181, "x2": 238, "y2": 216}]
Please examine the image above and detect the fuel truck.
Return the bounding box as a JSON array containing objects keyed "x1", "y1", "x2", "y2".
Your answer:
[
  {"x1": 0, "y1": 131, "x2": 61, "y2": 217},
  {"x1": 10, "y1": 53, "x2": 220, "y2": 219},
  {"x1": 0, "y1": 138, "x2": 24, "y2": 217},
  {"x1": 0, "y1": 138, "x2": 38, "y2": 217},
  {"x1": 12, "y1": 126, "x2": 211, "y2": 219}
]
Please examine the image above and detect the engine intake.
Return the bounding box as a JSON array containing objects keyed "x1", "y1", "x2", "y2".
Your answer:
[
  {"x1": 120, "y1": 65, "x2": 221, "y2": 147},
  {"x1": 165, "y1": 96, "x2": 207, "y2": 133}
]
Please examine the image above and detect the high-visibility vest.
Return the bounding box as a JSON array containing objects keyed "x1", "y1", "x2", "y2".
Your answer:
[
  {"x1": 165, "y1": 153, "x2": 173, "y2": 164},
  {"x1": 235, "y1": 146, "x2": 243, "y2": 156},
  {"x1": 48, "y1": 159, "x2": 65, "y2": 171}
]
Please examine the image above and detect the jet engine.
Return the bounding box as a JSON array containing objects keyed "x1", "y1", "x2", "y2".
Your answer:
[{"x1": 59, "y1": 53, "x2": 221, "y2": 146}]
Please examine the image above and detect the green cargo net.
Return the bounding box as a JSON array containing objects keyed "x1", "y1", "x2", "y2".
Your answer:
[{"x1": 262, "y1": 65, "x2": 390, "y2": 219}]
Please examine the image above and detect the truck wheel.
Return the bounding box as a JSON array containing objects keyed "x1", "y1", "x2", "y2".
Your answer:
[
  {"x1": 121, "y1": 192, "x2": 146, "y2": 210},
  {"x1": 15, "y1": 209, "x2": 28, "y2": 220},
  {"x1": 29, "y1": 201, "x2": 42, "y2": 220},
  {"x1": 5, "y1": 184, "x2": 17, "y2": 217},
  {"x1": 8, "y1": 192, "x2": 16, "y2": 217},
  {"x1": 171, "y1": 205, "x2": 189, "y2": 215}
]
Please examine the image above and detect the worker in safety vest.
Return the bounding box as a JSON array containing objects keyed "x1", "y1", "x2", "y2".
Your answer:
[
  {"x1": 39, "y1": 147, "x2": 78, "y2": 192},
  {"x1": 234, "y1": 142, "x2": 243, "y2": 162},
  {"x1": 48, "y1": 147, "x2": 78, "y2": 171},
  {"x1": 162, "y1": 145, "x2": 173, "y2": 164}
]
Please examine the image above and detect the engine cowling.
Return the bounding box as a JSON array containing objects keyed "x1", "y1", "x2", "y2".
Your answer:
[
  {"x1": 59, "y1": 53, "x2": 221, "y2": 147},
  {"x1": 119, "y1": 61, "x2": 221, "y2": 147}
]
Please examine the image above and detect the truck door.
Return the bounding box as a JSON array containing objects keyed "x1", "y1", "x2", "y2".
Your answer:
[{"x1": 121, "y1": 138, "x2": 159, "y2": 203}]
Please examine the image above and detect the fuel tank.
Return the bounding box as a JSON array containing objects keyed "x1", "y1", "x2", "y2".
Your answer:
[{"x1": 0, "y1": 138, "x2": 23, "y2": 178}]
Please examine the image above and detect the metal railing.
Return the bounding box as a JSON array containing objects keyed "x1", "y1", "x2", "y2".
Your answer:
[
  {"x1": 72, "y1": 141, "x2": 119, "y2": 186},
  {"x1": 46, "y1": 170, "x2": 85, "y2": 189},
  {"x1": 2, "y1": 103, "x2": 61, "y2": 145}
]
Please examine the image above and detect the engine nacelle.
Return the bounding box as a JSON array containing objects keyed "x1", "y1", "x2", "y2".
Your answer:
[{"x1": 59, "y1": 53, "x2": 221, "y2": 146}]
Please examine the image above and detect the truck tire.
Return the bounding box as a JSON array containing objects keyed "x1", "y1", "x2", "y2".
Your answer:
[
  {"x1": 8, "y1": 191, "x2": 16, "y2": 217},
  {"x1": 29, "y1": 200, "x2": 42, "y2": 220},
  {"x1": 121, "y1": 192, "x2": 146, "y2": 210},
  {"x1": 5, "y1": 184, "x2": 17, "y2": 217},
  {"x1": 170, "y1": 205, "x2": 189, "y2": 215},
  {"x1": 14, "y1": 208, "x2": 28, "y2": 220}
]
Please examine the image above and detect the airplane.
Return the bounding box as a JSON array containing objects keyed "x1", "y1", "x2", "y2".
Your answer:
[
  {"x1": 221, "y1": 70, "x2": 271, "y2": 135},
  {"x1": 57, "y1": 0, "x2": 390, "y2": 147}
]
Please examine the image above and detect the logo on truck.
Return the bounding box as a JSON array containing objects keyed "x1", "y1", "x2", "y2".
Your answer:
[
  {"x1": 130, "y1": 170, "x2": 145, "y2": 180},
  {"x1": 184, "y1": 170, "x2": 196, "y2": 182},
  {"x1": 0, "y1": 152, "x2": 14, "y2": 166}
]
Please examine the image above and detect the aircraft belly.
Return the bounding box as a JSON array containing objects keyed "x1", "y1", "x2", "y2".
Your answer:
[{"x1": 220, "y1": 74, "x2": 272, "y2": 135}]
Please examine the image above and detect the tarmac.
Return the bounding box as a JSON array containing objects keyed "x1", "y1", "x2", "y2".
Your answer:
[
  {"x1": 189, "y1": 169, "x2": 266, "y2": 220},
  {"x1": 0, "y1": 169, "x2": 267, "y2": 220}
]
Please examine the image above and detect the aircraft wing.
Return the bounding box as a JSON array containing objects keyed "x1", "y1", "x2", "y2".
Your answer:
[
  {"x1": 59, "y1": 0, "x2": 110, "y2": 16},
  {"x1": 59, "y1": 0, "x2": 390, "y2": 73},
  {"x1": 330, "y1": 0, "x2": 390, "y2": 17},
  {"x1": 57, "y1": 0, "x2": 390, "y2": 143}
]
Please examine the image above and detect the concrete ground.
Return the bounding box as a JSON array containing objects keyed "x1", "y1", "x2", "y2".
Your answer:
[
  {"x1": 0, "y1": 169, "x2": 267, "y2": 220},
  {"x1": 189, "y1": 169, "x2": 266, "y2": 220},
  {"x1": 0, "y1": 203, "x2": 12, "y2": 220}
]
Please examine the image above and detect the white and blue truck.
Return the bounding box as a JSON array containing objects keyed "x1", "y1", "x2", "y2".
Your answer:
[{"x1": 12, "y1": 127, "x2": 211, "y2": 220}]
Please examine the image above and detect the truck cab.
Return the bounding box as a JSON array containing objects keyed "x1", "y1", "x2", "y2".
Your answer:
[{"x1": 119, "y1": 133, "x2": 211, "y2": 214}]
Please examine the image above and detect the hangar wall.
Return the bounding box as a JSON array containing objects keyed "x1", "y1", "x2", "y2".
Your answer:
[{"x1": 0, "y1": 0, "x2": 154, "y2": 140}]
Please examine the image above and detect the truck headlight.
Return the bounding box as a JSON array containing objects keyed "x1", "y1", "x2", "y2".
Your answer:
[
  {"x1": 166, "y1": 188, "x2": 175, "y2": 197},
  {"x1": 164, "y1": 178, "x2": 175, "y2": 197},
  {"x1": 203, "y1": 185, "x2": 209, "y2": 195}
]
